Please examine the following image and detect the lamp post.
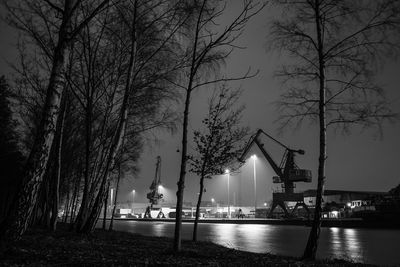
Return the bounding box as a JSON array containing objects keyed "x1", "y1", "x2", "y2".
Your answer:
[
  {"x1": 225, "y1": 169, "x2": 230, "y2": 218},
  {"x1": 131, "y1": 189, "x2": 135, "y2": 210},
  {"x1": 110, "y1": 188, "x2": 114, "y2": 208},
  {"x1": 251, "y1": 154, "x2": 257, "y2": 217}
]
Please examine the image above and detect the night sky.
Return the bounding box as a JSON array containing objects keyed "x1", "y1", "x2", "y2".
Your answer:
[{"x1": 1, "y1": 2, "x2": 399, "y2": 206}]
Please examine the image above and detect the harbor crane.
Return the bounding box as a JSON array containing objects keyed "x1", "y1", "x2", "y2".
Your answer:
[
  {"x1": 144, "y1": 156, "x2": 164, "y2": 218},
  {"x1": 239, "y1": 129, "x2": 312, "y2": 218}
]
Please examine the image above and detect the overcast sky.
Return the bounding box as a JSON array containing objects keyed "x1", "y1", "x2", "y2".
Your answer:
[{"x1": 1, "y1": 2, "x2": 399, "y2": 206}]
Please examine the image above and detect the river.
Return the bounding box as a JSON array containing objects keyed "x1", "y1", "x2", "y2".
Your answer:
[{"x1": 102, "y1": 220, "x2": 400, "y2": 266}]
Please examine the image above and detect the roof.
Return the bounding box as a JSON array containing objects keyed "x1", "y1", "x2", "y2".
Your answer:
[{"x1": 303, "y1": 189, "x2": 387, "y2": 197}]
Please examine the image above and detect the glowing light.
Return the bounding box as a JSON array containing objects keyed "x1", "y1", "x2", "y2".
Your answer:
[
  {"x1": 211, "y1": 198, "x2": 215, "y2": 202},
  {"x1": 347, "y1": 202, "x2": 351, "y2": 207},
  {"x1": 263, "y1": 202, "x2": 267, "y2": 207},
  {"x1": 226, "y1": 169, "x2": 230, "y2": 218},
  {"x1": 158, "y1": 185, "x2": 163, "y2": 190},
  {"x1": 252, "y1": 154, "x2": 257, "y2": 213},
  {"x1": 131, "y1": 189, "x2": 135, "y2": 205},
  {"x1": 331, "y1": 210, "x2": 339, "y2": 218}
]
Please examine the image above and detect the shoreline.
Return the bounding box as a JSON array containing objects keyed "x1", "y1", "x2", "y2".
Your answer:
[
  {"x1": 110, "y1": 217, "x2": 400, "y2": 229},
  {"x1": 0, "y1": 223, "x2": 373, "y2": 266}
]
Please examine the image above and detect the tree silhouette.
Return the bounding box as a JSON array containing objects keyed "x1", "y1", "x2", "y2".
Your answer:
[
  {"x1": 189, "y1": 86, "x2": 248, "y2": 241},
  {"x1": 1, "y1": 0, "x2": 111, "y2": 240},
  {"x1": 172, "y1": 0, "x2": 263, "y2": 251},
  {"x1": 269, "y1": 0, "x2": 399, "y2": 259}
]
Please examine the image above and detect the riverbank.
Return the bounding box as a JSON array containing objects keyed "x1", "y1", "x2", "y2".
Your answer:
[
  {"x1": 0, "y1": 224, "x2": 370, "y2": 266},
  {"x1": 111, "y1": 217, "x2": 400, "y2": 229}
]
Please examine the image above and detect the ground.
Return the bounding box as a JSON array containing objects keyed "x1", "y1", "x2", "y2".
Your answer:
[{"x1": 0, "y1": 224, "x2": 372, "y2": 266}]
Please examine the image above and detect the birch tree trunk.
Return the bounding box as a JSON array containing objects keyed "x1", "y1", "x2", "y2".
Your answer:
[
  {"x1": 109, "y1": 163, "x2": 121, "y2": 231},
  {"x1": 174, "y1": 87, "x2": 192, "y2": 251},
  {"x1": 1, "y1": 0, "x2": 111, "y2": 240},
  {"x1": 74, "y1": 96, "x2": 94, "y2": 230},
  {"x1": 0, "y1": 2, "x2": 73, "y2": 239},
  {"x1": 303, "y1": 0, "x2": 326, "y2": 259},
  {"x1": 77, "y1": 1, "x2": 138, "y2": 233},
  {"x1": 50, "y1": 94, "x2": 67, "y2": 231},
  {"x1": 63, "y1": 184, "x2": 71, "y2": 223},
  {"x1": 174, "y1": 0, "x2": 205, "y2": 251},
  {"x1": 192, "y1": 173, "x2": 205, "y2": 242},
  {"x1": 102, "y1": 181, "x2": 110, "y2": 230}
]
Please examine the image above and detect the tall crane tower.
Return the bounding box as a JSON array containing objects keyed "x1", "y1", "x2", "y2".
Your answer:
[
  {"x1": 146, "y1": 156, "x2": 163, "y2": 208},
  {"x1": 239, "y1": 129, "x2": 312, "y2": 218}
]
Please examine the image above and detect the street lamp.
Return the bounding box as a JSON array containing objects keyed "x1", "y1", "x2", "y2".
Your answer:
[
  {"x1": 131, "y1": 189, "x2": 135, "y2": 211},
  {"x1": 251, "y1": 154, "x2": 257, "y2": 217},
  {"x1": 225, "y1": 169, "x2": 230, "y2": 219},
  {"x1": 110, "y1": 188, "x2": 114, "y2": 205},
  {"x1": 110, "y1": 188, "x2": 114, "y2": 214},
  {"x1": 211, "y1": 198, "x2": 215, "y2": 205}
]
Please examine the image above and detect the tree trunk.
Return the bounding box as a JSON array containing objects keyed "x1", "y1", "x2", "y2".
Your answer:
[
  {"x1": 80, "y1": 111, "x2": 129, "y2": 233},
  {"x1": 44, "y1": 175, "x2": 52, "y2": 228},
  {"x1": 70, "y1": 171, "x2": 82, "y2": 225},
  {"x1": 102, "y1": 181, "x2": 110, "y2": 230},
  {"x1": 193, "y1": 174, "x2": 205, "y2": 241},
  {"x1": 174, "y1": 86, "x2": 193, "y2": 251},
  {"x1": 77, "y1": 0, "x2": 137, "y2": 233},
  {"x1": 303, "y1": 0, "x2": 326, "y2": 260},
  {"x1": 174, "y1": 0, "x2": 206, "y2": 252},
  {"x1": 0, "y1": 0, "x2": 76, "y2": 240},
  {"x1": 74, "y1": 93, "x2": 94, "y2": 230},
  {"x1": 50, "y1": 94, "x2": 67, "y2": 231},
  {"x1": 38, "y1": 170, "x2": 51, "y2": 228},
  {"x1": 77, "y1": 68, "x2": 130, "y2": 233},
  {"x1": 109, "y1": 164, "x2": 121, "y2": 231},
  {"x1": 63, "y1": 183, "x2": 71, "y2": 223}
]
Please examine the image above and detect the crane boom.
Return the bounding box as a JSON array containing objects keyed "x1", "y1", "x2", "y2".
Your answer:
[
  {"x1": 238, "y1": 129, "x2": 312, "y2": 218},
  {"x1": 239, "y1": 129, "x2": 283, "y2": 177},
  {"x1": 239, "y1": 129, "x2": 311, "y2": 185}
]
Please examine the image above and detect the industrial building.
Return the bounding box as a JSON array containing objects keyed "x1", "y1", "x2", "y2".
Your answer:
[{"x1": 303, "y1": 189, "x2": 387, "y2": 207}]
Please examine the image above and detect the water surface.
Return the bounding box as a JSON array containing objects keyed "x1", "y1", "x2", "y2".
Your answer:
[{"x1": 101, "y1": 220, "x2": 400, "y2": 266}]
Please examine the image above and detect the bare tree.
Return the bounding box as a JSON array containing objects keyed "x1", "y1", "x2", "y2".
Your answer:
[
  {"x1": 6, "y1": 0, "x2": 187, "y2": 235},
  {"x1": 49, "y1": 91, "x2": 68, "y2": 231},
  {"x1": 172, "y1": 0, "x2": 264, "y2": 252},
  {"x1": 269, "y1": 0, "x2": 400, "y2": 259},
  {"x1": 1, "y1": 0, "x2": 111, "y2": 240},
  {"x1": 73, "y1": 0, "x2": 190, "y2": 233},
  {"x1": 189, "y1": 86, "x2": 248, "y2": 241}
]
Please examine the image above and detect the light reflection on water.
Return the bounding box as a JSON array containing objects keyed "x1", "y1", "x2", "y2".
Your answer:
[
  {"x1": 105, "y1": 221, "x2": 400, "y2": 266},
  {"x1": 326, "y1": 227, "x2": 363, "y2": 262}
]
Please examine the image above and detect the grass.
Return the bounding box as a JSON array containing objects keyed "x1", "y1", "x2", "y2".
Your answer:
[{"x1": 0, "y1": 223, "x2": 373, "y2": 266}]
